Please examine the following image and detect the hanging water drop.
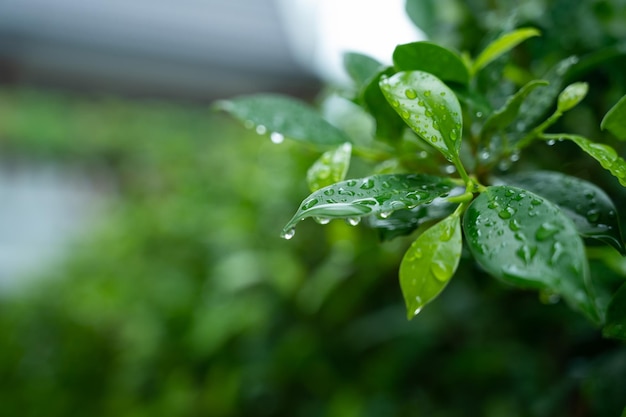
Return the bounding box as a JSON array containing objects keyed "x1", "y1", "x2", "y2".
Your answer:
[
  {"x1": 546, "y1": 139, "x2": 556, "y2": 146},
  {"x1": 346, "y1": 217, "x2": 361, "y2": 226},
  {"x1": 270, "y1": 132, "x2": 284, "y2": 144},
  {"x1": 281, "y1": 228, "x2": 296, "y2": 240},
  {"x1": 314, "y1": 217, "x2": 331, "y2": 225}
]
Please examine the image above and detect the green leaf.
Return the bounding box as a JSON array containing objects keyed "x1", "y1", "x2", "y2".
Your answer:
[
  {"x1": 400, "y1": 212, "x2": 462, "y2": 319},
  {"x1": 366, "y1": 196, "x2": 458, "y2": 241},
  {"x1": 281, "y1": 174, "x2": 455, "y2": 238},
  {"x1": 472, "y1": 28, "x2": 540, "y2": 74},
  {"x1": 603, "y1": 283, "x2": 626, "y2": 340},
  {"x1": 547, "y1": 133, "x2": 626, "y2": 187},
  {"x1": 307, "y1": 143, "x2": 352, "y2": 192},
  {"x1": 343, "y1": 52, "x2": 383, "y2": 89},
  {"x1": 481, "y1": 80, "x2": 549, "y2": 139},
  {"x1": 557, "y1": 82, "x2": 589, "y2": 112},
  {"x1": 405, "y1": 0, "x2": 438, "y2": 38},
  {"x1": 215, "y1": 94, "x2": 350, "y2": 146},
  {"x1": 601, "y1": 94, "x2": 626, "y2": 140},
  {"x1": 502, "y1": 171, "x2": 625, "y2": 254},
  {"x1": 463, "y1": 185, "x2": 600, "y2": 322},
  {"x1": 393, "y1": 42, "x2": 470, "y2": 85},
  {"x1": 363, "y1": 67, "x2": 406, "y2": 141},
  {"x1": 379, "y1": 71, "x2": 463, "y2": 161}
]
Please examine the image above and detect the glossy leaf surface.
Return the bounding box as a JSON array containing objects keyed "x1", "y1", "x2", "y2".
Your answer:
[
  {"x1": 363, "y1": 67, "x2": 406, "y2": 141},
  {"x1": 502, "y1": 171, "x2": 625, "y2": 254},
  {"x1": 306, "y1": 143, "x2": 352, "y2": 192},
  {"x1": 557, "y1": 82, "x2": 588, "y2": 112},
  {"x1": 400, "y1": 213, "x2": 462, "y2": 319},
  {"x1": 603, "y1": 283, "x2": 626, "y2": 340},
  {"x1": 393, "y1": 42, "x2": 469, "y2": 85},
  {"x1": 548, "y1": 134, "x2": 626, "y2": 187},
  {"x1": 343, "y1": 52, "x2": 383, "y2": 89},
  {"x1": 472, "y1": 28, "x2": 540, "y2": 74},
  {"x1": 379, "y1": 71, "x2": 463, "y2": 161},
  {"x1": 463, "y1": 186, "x2": 599, "y2": 322},
  {"x1": 481, "y1": 80, "x2": 548, "y2": 139},
  {"x1": 282, "y1": 174, "x2": 455, "y2": 237},
  {"x1": 601, "y1": 94, "x2": 626, "y2": 140},
  {"x1": 216, "y1": 94, "x2": 350, "y2": 146}
]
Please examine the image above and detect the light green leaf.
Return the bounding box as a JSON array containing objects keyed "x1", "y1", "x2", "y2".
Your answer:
[
  {"x1": 502, "y1": 171, "x2": 625, "y2": 254},
  {"x1": 306, "y1": 143, "x2": 352, "y2": 192},
  {"x1": 463, "y1": 185, "x2": 600, "y2": 322},
  {"x1": 601, "y1": 94, "x2": 626, "y2": 140},
  {"x1": 546, "y1": 133, "x2": 626, "y2": 187},
  {"x1": 281, "y1": 174, "x2": 455, "y2": 238},
  {"x1": 557, "y1": 82, "x2": 589, "y2": 112},
  {"x1": 379, "y1": 71, "x2": 463, "y2": 161},
  {"x1": 343, "y1": 52, "x2": 383, "y2": 89},
  {"x1": 481, "y1": 80, "x2": 548, "y2": 139},
  {"x1": 400, "y1": 212, "x2": 462, "y2": 319},
  {"x1": 603, "y1": 283, "x2": 626, "y2": 340},
  {"x1": 393, "y1": 42, "x2": 470, "y2": 85},
  {"x1": 472, "y1": 28, "x2": 540, "y2": 74},
  {"x1": 215, "y1": 94, "x2": 350, "y2": 146}
]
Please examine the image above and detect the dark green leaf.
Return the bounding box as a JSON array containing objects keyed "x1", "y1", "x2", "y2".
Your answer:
[
  {"x1": 557, "y1": 82, "x2": 588, "y2": 112},
  {"x1": 405, "y1": 0, "x2": 437, "y2": 38},
  {"x1": 603, "y1": 283, "x2": 626, "y2": 340},
  {"x1": 463, "y1": 185, "x2": 600, "y2": 322},
  {"x1": 306, "y1": 143, "x2": 352, "y2": 192},
  {"x1": 281, "y1": 174, "x2": 455, "y2": 238},
  {"x1": 379, "y1": 71, "x2": 463, "y2": 161},
  {"x1": 343, "y1": 52, "x2": 383, "y2": 89},
  {"x1": 400, "y1": 212, "x2": 462, "y2": 319},
  {"x1": 601, "y1": 94, "x2": 626, "y2": 140},
  {"x1": 472, "y1": 28, "x2": 540, "y2": 74},
  {"x1": 363, "y1": 67, "x2": 406, "y2": 141},
  {"x1": 502, "y1": 171, "x2": 625, "y2": 254},
  {"x1": 393, "y1": 42, "x2": 469, "y2": 85},
  {"x1": 481, "y1": 80, "x2": 548, "y2": 139},
  {"x1": 547, "y1": 133, "x2": 626, "y2": 187},
  {"x1": 215, "y1": 94, "x2": 350, "y2": 146}
]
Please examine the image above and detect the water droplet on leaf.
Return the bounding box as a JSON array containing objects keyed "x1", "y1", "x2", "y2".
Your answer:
[
  {"x1": 405, "y1": 88, "x2": 417, "y2": 99},
  {"x1": 281, "y1": 228, "x2": 296, "y2": 240}
]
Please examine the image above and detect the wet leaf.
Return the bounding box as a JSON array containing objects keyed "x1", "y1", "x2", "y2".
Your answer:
[
  {"x1": 282, "y1": 174, "x2": 455, "y2": 237},
  {"x1": 363, "y1": 67, "x2": 406, "y2": 141},
  {"x1": 393, "y1": 42, "x2": 469, "y2": 85},
  {"x1": 557, "y1": 82, "x2": 589, "y2": 112},
  {"x1": 502, "y1": 171, "x2": 625, "y2": 254},
  {"x1": 215, "y1": 94, "x2": 350, "y2": 146},
  {"x1": 343, "y1": 52, "x2": 383, "y2": 89},
  {"x1": 379, "y1": 71, "x2": 463, "y2": 161},
  {"x1": 601, "y1": 94, "x2": 626, "y2": 140},
  {"x1": 472, "y1": 28, "x2": 540, "y2": 74},
  {"x1": 400, "y1": 212, "x2": 462, "y2": 319},
  {"x1": 481, "y1": 80, "x2": 548, "y2": 139},
  {"x1": 548, "y1": 133, "x2": 626, "y2": 187},
  {"x1": 307, "y1": 143, "x2": 352, "y2": 192},
  {"x1": 603, "y1": 283, "x2": 626, "y2": 340},
  {"x1": 463, "y1": 185, "x2": 600, "y2": 322}
]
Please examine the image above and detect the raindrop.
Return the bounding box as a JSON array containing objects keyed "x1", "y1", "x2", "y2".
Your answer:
[
  {"x1": 281, "y1": 228, "x2": 296, "y2": 240},
  {"x1": 401, "y1": 110, "x2": 410, "y2": 119},
  {"x1": 479, "y1": 150, "x2": 491, "y2": 161},
  {"x1": 498, "y1": 207, "x2": 515, "y2": 219},
  {"x1": 413, "y1": 306, "x2": 423, "y2": 316},
  {"x1": 302, "y1": 198, "x2": 319, "y2": 210},
  {"x1": 379, "y1": 211, "x2": 393, "y2": 219},
  {"x1": 488, "y1": 201, "x2": 499, "y2": 209},
  {"x1": 405, "y1": 88, "x2": 417, "y2": 99},
  {"x1": 546, "y1": 139, "x2": 556, "y2": 146},
  {"x1": 323, "y1": 189, "x2": 335, "y2": 196},
  {"x1": 424, "y1": 90, "x2": 431, "y2": 97},
  {"x1": 314, "y1": 217, "x2": 331, "y2": 225},
  {"x1": 531, "y1": 198, "x2": 543, "y2": 206},
  {"x1": 450, "y1": 130, "x2": 458, "y2": 140},
  {"x1": 418, "y1": 100, "x2": 425, "y2": 107},
  {"x1": 536, "y1": 222, "x2": 559, "y2": 241},
  {"x1": 510, "y1": 151, "x2": 520, "y2": 162},
  {"x1": 440, "y1": 91, "x2": 446, "y2": 96},
  {"x1": 509, "y1": 218, "x2": 521, "y2": 231},
  {"x1": 516, "y1": 244, "x2": 537, "y2": 264},
  {"x1": 476, "y1": 111, "x2": 483, "y2": 118},
  {"x1": 431, "y1": 261, "x2": 449, "y2": 281},
  {"x1": 270, "y1": 132, "x2": 284, "y2": 144},
  {"x1": 256, "y1": 125, "x2": 267, "y2": 135},
  {"x1": 444, "y1": 165, "x2": 456, "y2": 174},
  {"x1": 346, "y1": 217, "x2": 361, "y2": 226},
  {"x1": 346, "y1": 179, "x2": 358, "y2": 187},
  {"x1": 360, "y1": 178, "x2": 375, "y2": 189},
  {"x1": 550, "y1": 241, "x2": 564, "y2": 265},
  {"x1": 390, "y1": 99, "x2": 400, "y2": 107},
  {"x1": 586, "y1": 209, "x2": 600, "y2": 222}
]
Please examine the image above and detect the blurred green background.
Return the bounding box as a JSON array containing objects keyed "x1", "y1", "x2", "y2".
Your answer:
[{"x1": 0, "y1": 1, "x2": 626, "y2": 416}]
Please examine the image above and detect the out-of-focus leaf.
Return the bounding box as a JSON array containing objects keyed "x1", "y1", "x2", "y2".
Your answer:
[
  {"x1": 363, "y1": 67, "x2": 406, "y2": 142},
  {"x1": 502, "y1": 171, "x2": 625, "y2": 254},
  {"x1": 379, "y1": 71, "x2": 463, "y2": 161},
  {"x1": 400, "y1": 212, "x2": 462, "y2": 319},
  {"x1": 463, "y1": 185, "x2": 600, "y2": 322},
  {"x1": 405, "y1": 0, "x2": 437, "y2": 38},
  {"x1": 393, "y1": 42, "x2": 469, "y2": 85},
  {"x1": 343, "y1": 52, "x2": 383, "y2": 89},
  {"x1": 307, "y1": 143, "x2": 352, "y2": 192},
  {"x1": 481, "y1": 80, "x2": 548, "y2": 139},
  {"x1": 281, "y1": 174, "x2": 455, "y2": 238},
  {"x1": 603, "y1": 283, "x2": 626, "y2": 340},
  {"x1": 215, "y1": 94, "x2": 350, "y2": 146},
  {"x1": 472, "y1": 28, "x2": 540, "y2": 74},
  {"x1": 557, "y1": 82, "x2": 589, "y2": 112},
  {"x1": 547, "y1": 133, "x2": 626, "y2": 187},
  {"x1": 601, "y1": 94, "x2": 626, "y2": 140}
]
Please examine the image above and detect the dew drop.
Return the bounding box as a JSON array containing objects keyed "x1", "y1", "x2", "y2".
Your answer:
[
  {"x1": 509, "y1": 218, "x2": 521, "y2": 231},
  {"x1": 531, "y1": 198, "x2": 543, "y2": 206},
  {"x1": 270, "y1": 132, "x2": 284, "y2": 144},
  {"x1": 256, "y1": 125, "x2": 267, "y2": 135},
  {"x1": 413, "y1": 306, "x2": 423, "y2": 316},
  {"x1": 360, "y1": 178, "x2": 375, "y2": 189},
  {"x1": 346, "y1": 217, "x2": 361, "y2": 226},
  {"x1": 586, "y1": 209, "x2": 600, "y2": 222},
  {"x1": 424, "y1": 90, "x2": 431, "y2": 97},
  {"x1": 479, "y1": 150, "x2": 491, "y2": 161},
  {"x1": 450, "y1": 130, "x2": 458, "y2": 140},
  {"x1": 550, "y1": 241, "x2": 565, "y2": 265},
  {"x1": 536, "y1": 222, "x2": 559, "y2": 241},
  {"x1": 281, "y1": 228, "x2": 295, "y2": 240},
  {"x1": 476, "y1": 111, "x2": 483, "y2": 118},
  {"x1": 547, "y1": 139, "x2": 556, "y2": 146},
  {"x1": 405, "y1": 88, "x2": 417, "y2": 99},
  {"x1": 346, "y1": 179, "x2": 357, "y2": 187},
  {"x1": 302, "y1": 198, "x2": 319, "y2": 210},
  {"x1": 314, "y1": 216, "x2": 331, "y2": 225},
  {"x1": 401, "y1": 110, "x2": 410, "y2": 119},
  {"x1": 379, "y1": 211, "x2": 393, "y2": 219},
  {"x1": 498, "y1": 207, "x2": 515, "y2": 219},
  {"x1": 323, "y1": 189, "x2": 335, "y2": 196},
  {"x1": 444, "y1": 165, "x2": 456, "y2": 174},
  {"x1": 431, "y1": 261, "x2": 449, "y2": 282},
  {"x1": 516, "y1": 244, "x2": 537, "y2": 264}
]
